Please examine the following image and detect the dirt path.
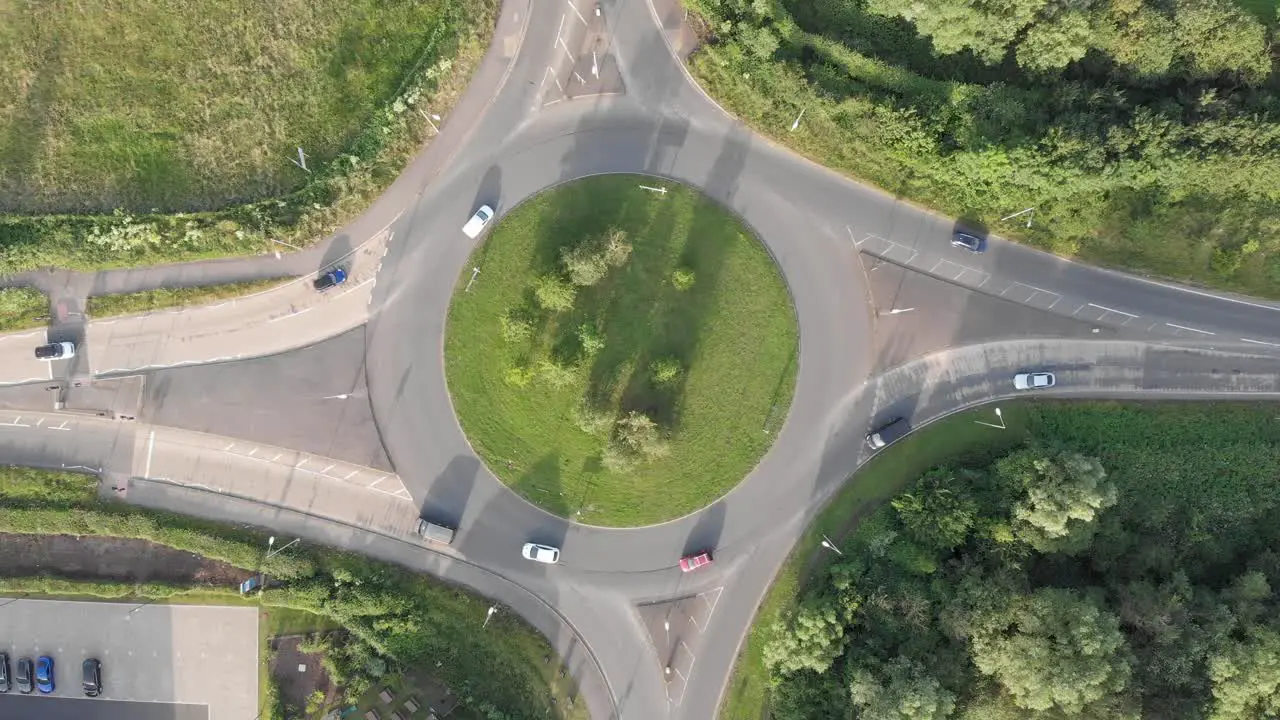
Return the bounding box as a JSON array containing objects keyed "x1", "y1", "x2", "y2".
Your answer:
[{"x1": 0, "y1": 532, "x2": 251, "y2": 585}]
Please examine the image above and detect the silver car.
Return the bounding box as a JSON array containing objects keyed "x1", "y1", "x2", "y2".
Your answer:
[{"x1": 1014, "y1": 372, "x2": 1056, "y2": 390}]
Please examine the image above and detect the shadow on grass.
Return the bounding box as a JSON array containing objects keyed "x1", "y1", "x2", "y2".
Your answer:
[
  {"x1": 511, "y1": 452, "x2": 569, "y2": 516},
  {"x1": 618, "y1": 128, "x2": 752, "y2": 429}
]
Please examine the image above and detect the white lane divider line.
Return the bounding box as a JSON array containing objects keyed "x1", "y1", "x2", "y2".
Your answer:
[
  {"x1": 1166, "y1": 322, "x2": 1215, "y2": 336},
  {"x1": 1084, "y1": 302, "x2": 1139, "y2": 319},
  {"x1": 319, "y1": 464, "x2": 334, "y2": 474},
  {"x1": 144, "y1": 430, "x2": 155, "y2": 479},
  {"x1": 344, "y1": 470, "x2": 359, "y2": 480},
  {"x1": 295, "y1": 458, "x2": 309, "y2": 470},
  {"x1": 247, "y1": 448, "x2": 257, "y2": 457},
  {"x1": 271, "y1": 453, "x2": 283, "y2": 462},
  {"x1": 1242, "y1": 338, "x2": 1280, "y2": 347},
  {"x1": 566, "y1": 0, "x2": 588, "y2": 25}
]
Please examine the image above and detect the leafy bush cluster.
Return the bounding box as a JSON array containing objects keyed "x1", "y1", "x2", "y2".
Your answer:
[
  {"x1": 687, "y1": 0, "x2": 1280, "y2": 295},
  {"x1": 503, "y1": 227, "x2": 678, "y2": 472},
  {"x1": 0, "y1": 0, "x2": 491, "y2": 274},
  {"x1": 766, "y1": 420, "x2": 1280, "y2": 720}
]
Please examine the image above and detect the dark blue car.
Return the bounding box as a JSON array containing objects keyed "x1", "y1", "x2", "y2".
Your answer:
[
  {"x1": 951, "y1": 231, "x2": 985, "y2": 253},
  {"x1": 35, "y1": 656, "x2": 53, "y2": 694},
  {"x1": 313, "y1": 267, "x2": 348, "y2": 291}
]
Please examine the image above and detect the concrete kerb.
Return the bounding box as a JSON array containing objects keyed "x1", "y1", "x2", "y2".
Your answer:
[{"x1": 125, "y1": 475, "x2": 621, "y2": 720}]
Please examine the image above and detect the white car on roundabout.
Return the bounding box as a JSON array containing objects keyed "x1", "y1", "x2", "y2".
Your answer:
[
  {"x1": 462, "y1": 205, "x2": 495, "y2": 239},
  {"x1": 522, "y1": 542, "x2": 560, "y2": 565}
]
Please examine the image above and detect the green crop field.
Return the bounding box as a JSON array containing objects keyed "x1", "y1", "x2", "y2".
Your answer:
[{"x1": 0, "y1": 0, "x2": 467, "y2": 214}]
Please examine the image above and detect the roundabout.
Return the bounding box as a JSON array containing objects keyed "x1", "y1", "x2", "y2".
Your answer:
[
  {"x1": 10, "y1": 1, "x2": 1280, "y2": 720},
  {"x1": 444, "y1": 174, "x2": 798, "y2": 526}
]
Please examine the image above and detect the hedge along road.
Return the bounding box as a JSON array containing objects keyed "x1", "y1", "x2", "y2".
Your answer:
[{"x1": 444, "y1": 175, "x2": 799, "y2": 527}]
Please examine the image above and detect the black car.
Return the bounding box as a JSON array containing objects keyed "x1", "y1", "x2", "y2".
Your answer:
[
  {"x1": 15, "y1": 657, "x2": 32, "y2": 694},
  {"x1": 951, "y1": 231, "x2": 985, "y2": 253},
  {"x1": 82, "y1": 658, "x2": 103, "y2": 697},
  {"x1": 0, "y1": 652, "x2": 9, "y2": 693}
]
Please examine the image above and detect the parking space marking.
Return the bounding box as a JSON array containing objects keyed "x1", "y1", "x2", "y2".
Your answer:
[{"x1": 566, "y1": 0, "x2": 588, "y2": 24}]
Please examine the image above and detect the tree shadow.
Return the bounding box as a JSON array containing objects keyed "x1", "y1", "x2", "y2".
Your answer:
[{"x1": 511, "y1": 452, "x2": 569, "y2": 516}]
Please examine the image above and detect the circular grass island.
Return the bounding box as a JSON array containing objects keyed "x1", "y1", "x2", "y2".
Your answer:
[{"x1": 444, "y1": 175, "x2": 798, "y2": 527}]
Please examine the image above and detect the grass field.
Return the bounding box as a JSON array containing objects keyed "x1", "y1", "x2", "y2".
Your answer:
[
  {"x1": 0, "y1": 0, "x2": 467, "y2": 214},
  {"x1": 0, "y1": 287, "x2": 47, "y2": 332},
  {"x1": 445, "y1": 175, "x2": 798, "y2": 527},
  {"x1": 719, "y1": 403, "x2": 1031, "y2": 720},
  {"x1": 86, "y1": 278, "x2": 289, "y2": 317}
]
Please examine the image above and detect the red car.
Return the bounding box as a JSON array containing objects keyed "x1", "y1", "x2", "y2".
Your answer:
[{"x1": 680, "y1": 551, "x2": 713, "y2": 573}]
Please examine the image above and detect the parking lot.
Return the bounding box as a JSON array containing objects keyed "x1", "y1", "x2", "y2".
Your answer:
[{"x1": 0, "y1": 599, "x2": 258, "y2": 720}]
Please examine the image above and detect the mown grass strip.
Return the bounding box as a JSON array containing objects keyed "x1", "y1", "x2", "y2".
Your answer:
[
  {"x1": 0, "y1": 287, "x2": 47, "y2": 333},
  {"x1": 86, "y1": 278, "x2": 291, "y2": 317}
]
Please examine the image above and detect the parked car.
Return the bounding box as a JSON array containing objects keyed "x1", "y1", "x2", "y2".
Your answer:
[
  {"x1": 1014, "y1": 372, "x2": 1056, "y2": 390},
  {"x1": 35, "y1": 655, "x2": 53, "y2": 694},
  {"x1": 313, "y1": 267, "x2": 348, "y2": 291},
  {"x1": 34, "y1": 342, "x2": 75, "y2": 361},
  {"x1": 415, "y1": 518, "x2": 456, "y2": 545},
  {"x1": 462, "y1": 205, "x2": 495, "y2": 239},
  {"x1": 0, "y1": 652, "x2": 10, "y2": 693},
  {"x1": 521, "y1": 542, "x2": 560, "y2": 565},
  {"x1": 679, "y1": 551, "x2": 714, "y2": 573},
  {"x1": 82, "y1": 658, "x2": 102, "y2": 697},
  {"x1": 16, "y1": 657, "x2": 32, "y2": 694},
  {"x1": 951, "y1": 231, "x2": 985, "y2": 253},
  {"x1": 865, "y1": 417, "x2": 911, "y2": 450}
]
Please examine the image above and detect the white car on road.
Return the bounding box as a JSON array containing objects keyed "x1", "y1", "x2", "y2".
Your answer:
[
  {"x1": 522, "y1": 542, "x2": 560, "y2": 565},
  {"x1": 1014, "y1": 372, "x2": 1056, "y2": 390},
  {"x1": 462, "y1": 205, "x2": 494, "y2": 239}
]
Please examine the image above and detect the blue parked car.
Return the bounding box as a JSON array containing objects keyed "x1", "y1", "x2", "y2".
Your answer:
[
  {"x1": 35, "y1": 656, "x2": 53, "y2": 694},
  {"x1": 313, "y1": 267, "x2": 348, "y2": 291}
]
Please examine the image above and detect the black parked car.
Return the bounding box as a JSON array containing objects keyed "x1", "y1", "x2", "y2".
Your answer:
[
  {"x1": 15, "y1": 657, "x2": 32, "y2": 694},
  {"x1": 82, "y1": 658, "x2": 103, "y2": 697},
  {"x1": 0, "y1": 652, "x2": 9, "y2": 693}
]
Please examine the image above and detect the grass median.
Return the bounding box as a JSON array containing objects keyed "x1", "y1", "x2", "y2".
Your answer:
[
  {"x1": 86, "y1": 278, "x2": 291, "y2": 318},
  {"x1": 0, "y1": 287, "x2": 48, "y2": 332},
  {"x1": 445, "y1": 175, "x2": 799, "y2": 527}
]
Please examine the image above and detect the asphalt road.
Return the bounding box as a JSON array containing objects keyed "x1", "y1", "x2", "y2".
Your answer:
[{"x1": 6, "y1": 0, "x2": 1280, "y2": 719}]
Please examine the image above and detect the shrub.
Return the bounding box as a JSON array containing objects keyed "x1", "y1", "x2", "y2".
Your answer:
[
  {"x1": 532, "y1": 275, "x2": 575, "y2": 312},
  {"x1": 576, "y1": 324, "x2": 605, "y2": 357},
  {"x1": 535, "y1": 360, "x2": 576, "y2": 389},
  {"x1": 601, "y1": 228, "x2": 633, "y2": 267},
  {"x1": 561, "y1": 245, "x2": 609, "y2": 286},
  {"x1": 499, "y1": 310, "x2": 533, "y2": 343},
  {"x1": 671, "y1": 267, "x2": 696, "y2": 290},
  {"x1": 572, "y1": 403, "x2": 614, "y2": 436},
  {"x1": 615, "y1": 411, "x2": 669, "y2": 459},
  {"x1": 503, "y1": 366, "x2": 535, "y2": 388},
  {"x1": 649, "y1": 357, "x2": 683, "y2": 387}
]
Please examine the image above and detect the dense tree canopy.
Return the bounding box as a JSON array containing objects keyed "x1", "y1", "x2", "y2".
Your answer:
[{"x1": 763, "y1": 409, "x2": 1280, "y2": 720}]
